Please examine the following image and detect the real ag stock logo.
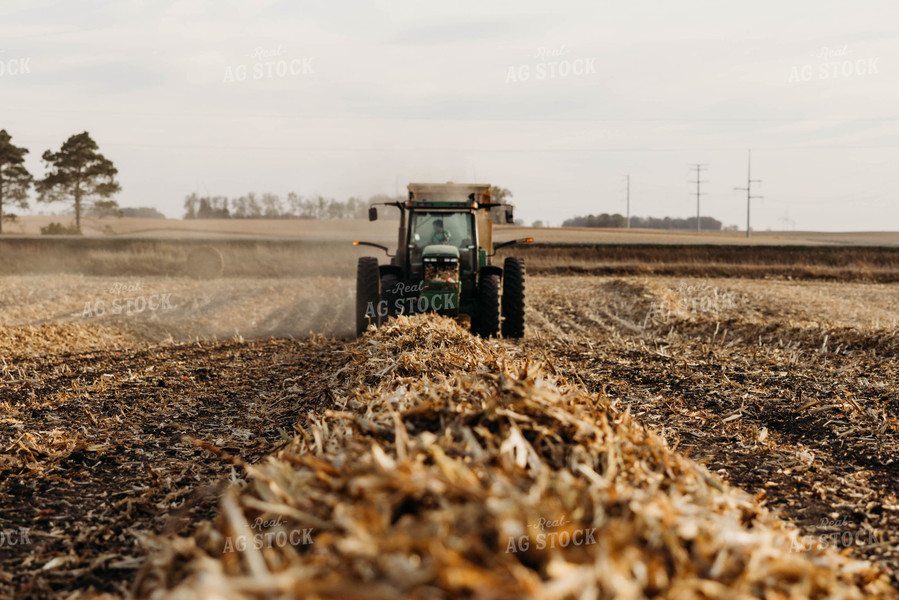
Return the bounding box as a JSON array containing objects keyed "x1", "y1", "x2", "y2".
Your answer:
[
  {"x1": 0, "y1": 528, "x2": 30, "y2": 547},
  {"x1": 364, "y1": 280, "x2": 458, "y2": 319},
  {"x1": 788, "y1": 45, "x2": 880, "y2": 83},
  {"x1": 82, "y1": 280, "x2": 177, "y2": 318},
  {"x1": 505, "y1": 45, "x2": 596, "y2": 83},
  {"x1": 223, "y1": 44, "x2": 314, "y2": 83},
  {"x1": 222, "y1": 516, "x2": 314, "y2": 553},
  {"x1": 789, "y1": 515, "x2": 879, "y2": 553},
  {"x1": 505, "y1": 515, "x2": 597, "y2": 553},
  {"x1": 0, "y1": 51, "x2": 31, "y2": 77}
]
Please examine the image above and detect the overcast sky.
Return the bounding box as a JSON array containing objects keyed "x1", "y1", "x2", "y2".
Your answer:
[{"x1": 2, "y1": 0, "x2": 898, "y2": 230}]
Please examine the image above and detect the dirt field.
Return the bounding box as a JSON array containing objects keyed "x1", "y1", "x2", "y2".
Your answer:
[
  {"x1": 526, "y1": 276, "x2": 899, "y2": 578},
  {"x1": 10, "y1": 215, "x2": 899, "y2": 246},
  {"x1": 1, "y1": 268, "x2": 897, "y2": 597},
  {"x1": 3, "y1": 237, "x2": 899, "y2": 285}
]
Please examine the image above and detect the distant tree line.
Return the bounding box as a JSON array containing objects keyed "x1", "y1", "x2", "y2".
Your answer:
[
  {"x1": 182, "y1": 193, "x2": 407, "y2": 220},
  {"x1": 119, "y1": 206, "x2": 166, "y2": 218},
  {"x1": 83, "y1": 205, "x2": 166, "y2": 218},
  {"x1": 562, "y1": 213, "x2": 724, "y2": 231},
  {"x1": 183, "y1": 187, "x2": 517, "y2": 221}
]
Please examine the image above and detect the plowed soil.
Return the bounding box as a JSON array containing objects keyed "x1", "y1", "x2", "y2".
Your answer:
[{"x1": 0, "y1": 273, "x2": 897, "y2": 598}]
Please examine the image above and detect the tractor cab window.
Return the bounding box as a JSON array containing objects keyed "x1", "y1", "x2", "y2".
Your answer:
[
  {"x1": 410, "y1": 212, "x2": 471, "y2": 247},
  {"x1": 409, "y1": 212, "x2": 476, "y2": 275}
]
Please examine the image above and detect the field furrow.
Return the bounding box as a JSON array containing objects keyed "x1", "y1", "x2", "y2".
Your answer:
[{"x1": 0, "y1": 271, "x2": 897, "y2": 598}]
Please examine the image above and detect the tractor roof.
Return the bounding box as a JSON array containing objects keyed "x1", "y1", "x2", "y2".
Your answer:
[{"x1": 407, "y1": 183, "x2": 492, "y2": 208}]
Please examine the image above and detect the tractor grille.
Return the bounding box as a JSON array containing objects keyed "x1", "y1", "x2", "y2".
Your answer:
[{"x1": 424, "y1": 257, "x2": 459, "y2": 283}]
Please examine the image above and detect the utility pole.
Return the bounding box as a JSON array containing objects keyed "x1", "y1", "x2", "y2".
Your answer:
[
  {"x1": 734, "y1": 150, "x2": 763, "y2": 238},
  {"x1": 689, "y1": 164, "x2": 708, "y2": 232},
  {"x1": 626, "y1": 175, "x2": 631, "y2": 229}
]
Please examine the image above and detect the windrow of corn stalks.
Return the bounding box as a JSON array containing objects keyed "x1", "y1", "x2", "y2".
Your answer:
[{"x1": 137, "y1": 315, "x2": 895, "y2": 599}]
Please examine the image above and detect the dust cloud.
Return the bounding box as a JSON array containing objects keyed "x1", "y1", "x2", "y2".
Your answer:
[{"x1": 0, "y1": 239, "x2": 363, "y2": 342}]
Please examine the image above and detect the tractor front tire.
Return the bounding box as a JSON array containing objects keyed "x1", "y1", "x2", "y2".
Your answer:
[
  {"x1": 501, "y1": 257, "x2": 526, "y2": 338},
  {"x1": 474, "y1": 272, "x2": 500, "y2": 338},
  {"x1": 356, "y1": 257, "x2": 381, "y2": 337}
]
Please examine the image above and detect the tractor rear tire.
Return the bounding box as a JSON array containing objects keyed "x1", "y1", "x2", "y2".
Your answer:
[
  {"x1": 356, "y1": 257, "x2": 381, "y2": 337},
  {"x1": 474, "y1": 272, "x2": 500, "y2": 338},
  {"x1": 501, "y1": 257, "x2": 526, "y2": 338}
]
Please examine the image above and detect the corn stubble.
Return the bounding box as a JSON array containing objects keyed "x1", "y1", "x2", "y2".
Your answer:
[{"x1": 139, "y1": 315, "x2": 894, "y2": 599}]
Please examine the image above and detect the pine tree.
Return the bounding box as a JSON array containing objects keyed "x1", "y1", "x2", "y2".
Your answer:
[
  {"x1": 37, "y1": 132, "x2": 121, "y2": 232},
  {"x1": 0, "y1": 130, "x2": 33, "y2": 234}
]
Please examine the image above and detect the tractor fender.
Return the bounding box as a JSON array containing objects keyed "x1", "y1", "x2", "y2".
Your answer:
[
  {"x1": 479, "y1": 265, "x2": 503, "y2": 280},
  {"x1": 379, "y1": 265, "x2": 403, "y2": 278}
]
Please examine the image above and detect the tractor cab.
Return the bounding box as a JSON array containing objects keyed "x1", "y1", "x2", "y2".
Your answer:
[{"x1": 408, "y1": 211, "x2": 476, "y2": 281}]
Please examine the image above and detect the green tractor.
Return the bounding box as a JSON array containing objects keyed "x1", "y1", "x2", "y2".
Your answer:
[{"x1": 354, "y1": 183, "x2": 531, "y2": 338}]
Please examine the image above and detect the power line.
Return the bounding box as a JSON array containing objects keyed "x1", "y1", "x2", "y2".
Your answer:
[
  {"x1": 689, "y1": 164, "x2": 707, "y2": 233},
  {"x1": 734, "y1": 150, "x2": 763, "y2": 238}
]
